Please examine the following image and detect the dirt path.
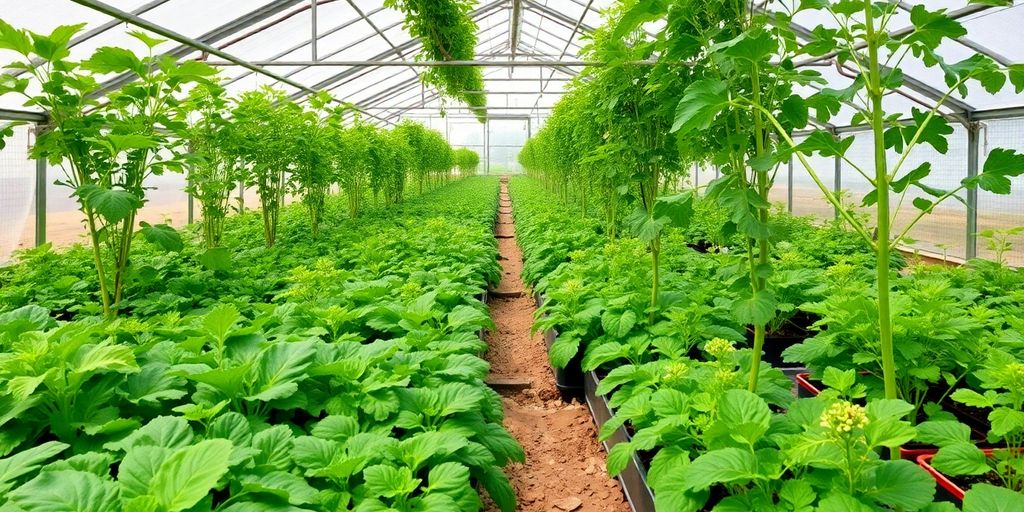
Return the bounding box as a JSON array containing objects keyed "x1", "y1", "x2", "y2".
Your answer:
[{"x1": 485, "y1": 178, "x2": 630, "y2": 512}]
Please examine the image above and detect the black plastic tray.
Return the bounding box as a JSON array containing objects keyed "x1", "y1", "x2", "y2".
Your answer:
[{"x1": 585, "y1": 370, "x2": 656, "y2": 512}]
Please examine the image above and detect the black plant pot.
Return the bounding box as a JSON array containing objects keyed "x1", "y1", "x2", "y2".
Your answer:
[
  {"x1": 535, "y1": 293, "x2": 584, "y2": 399},
  {"x1": 585, "y1": 371, "x2": 656, "y2": 512}
]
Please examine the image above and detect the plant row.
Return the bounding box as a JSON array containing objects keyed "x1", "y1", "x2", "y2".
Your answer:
[
  {"x1": 0, "y1": 21, "x2": 483, "y2": 319},
  {"x1": 510, "y1": 174, "x2": 1024, "y2": 511},
  {"x1": 0, "y1": 177, "x2": 525, "y2": 512},
  {"x1": 516, "y1": 0, "x2": 1024, "y2": 509}
]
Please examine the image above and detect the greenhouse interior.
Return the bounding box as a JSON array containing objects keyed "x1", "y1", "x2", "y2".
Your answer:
[{"x1": 2, "y1": 0, "x2": 1024, "y2": 510}]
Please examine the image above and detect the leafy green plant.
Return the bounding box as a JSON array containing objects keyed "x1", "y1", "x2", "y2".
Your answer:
[
  {"x1": 0, "y1": 23, "x2": 215, "y2": 317},
  {"x1": 230, "y1": 87, "x2": 300, "y2": 247},
  {"x1": 180, "y1": 80, "x2": 239, "y2": 249},
  {"x1": 919, "y1": 349, "x2": 1024, "y2": 493},
  {"x1": 671, "y1": 1, "x2": 1024, "y2": 421}
]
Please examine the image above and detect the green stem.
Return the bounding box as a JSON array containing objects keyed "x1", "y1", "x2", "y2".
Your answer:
[{"x1": 864, "y1": 0, "x2": 899, "y2": 458}]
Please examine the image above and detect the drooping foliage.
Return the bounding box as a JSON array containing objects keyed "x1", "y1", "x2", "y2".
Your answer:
[{"x1": 384, "y1": 0, "x2": 487, "y2": 121}]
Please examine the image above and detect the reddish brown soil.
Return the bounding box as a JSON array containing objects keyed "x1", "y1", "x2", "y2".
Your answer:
[{"x1": 484, "y1": 179, "x2": 630, "y2": 512}]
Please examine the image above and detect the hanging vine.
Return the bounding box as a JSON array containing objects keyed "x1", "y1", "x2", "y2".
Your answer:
[{"x1": 385, "y1": 0, "x2": 487, "y2": 122}]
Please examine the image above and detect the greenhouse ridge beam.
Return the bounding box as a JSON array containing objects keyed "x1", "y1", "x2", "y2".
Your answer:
[
  {"x1": 69, "y1": 0, "x2": 395, "y2": 126},
  {"x1": 510, "y1": 0, "x2": 523, "y2": 62},
  {"x1": 205, "y1": 60, "x2": 602, "y2": 67}
]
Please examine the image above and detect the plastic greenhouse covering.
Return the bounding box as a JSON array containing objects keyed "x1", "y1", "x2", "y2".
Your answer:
[{"x1": 0, "y1": 0, "x2": 1023, "y2": 264}]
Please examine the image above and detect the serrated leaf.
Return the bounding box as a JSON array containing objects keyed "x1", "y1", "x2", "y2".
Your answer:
[
  {"x1": 682, "y1": 447, "x2": 758, "y2": 491},
  {"x1": 140, "y1": 222, "x2": 183, "y2": 252}
]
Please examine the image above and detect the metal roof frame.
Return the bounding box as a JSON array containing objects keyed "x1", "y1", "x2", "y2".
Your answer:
[{"x1": 1, "y1": 0, "x2": 1023, "y2": 129}]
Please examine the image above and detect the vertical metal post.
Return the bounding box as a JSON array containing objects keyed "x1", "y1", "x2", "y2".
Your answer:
[
  {"x1": 310, "y1": 0, "x2": 318, "y2": 61},
  {"x1": 187, "y1": 194, "x2": 194, "y2": 224},
  {"x1": 834, "y1": 154, "x2": 842, "y2": 220},
  {"x1": 485, "y1": 119, "x2": 491, "y2": 175},
  {"x1": 238, "y1": 181, "x2": 245, "y2": 211},
  {"x1": 966, "y1": 123, "x2": 980, "y2": 260},
  {"x1": 34, "y1": 154, "x2": 46, "y2": 246},
  {"x1": 787, "y1": 157, "x2": 794, "y2": 214}
]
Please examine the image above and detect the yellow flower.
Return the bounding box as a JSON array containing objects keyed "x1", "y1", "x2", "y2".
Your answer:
[
  {"x1": 663, "y1": 361, "x2": 690, "y2": 383},
  {"x1": 819, "y1": 401, "x2": 868, "y2": 435},
  {"x1": 705, "y1": 337, "x2": 736, "y2": 360}
]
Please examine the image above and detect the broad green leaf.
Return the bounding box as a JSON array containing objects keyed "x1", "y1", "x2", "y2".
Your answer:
[
  {"x1": 797, "y1": 131, "x2": 854, "y2": 158},
  {"x1": 9, "y1": 470, "x2": 120, "y2": 511},
  {"x1": 240, "y1": 470, "x2": 318, "y2": 506},
  {"x1": 681, "y1": 447, "x2": 758, "y2": 491},
  {"x1": 0, "y1": 20, "x2": 33, "y2": 55},
  {"x1": 0, "y1": 441, "x2": 68, "y2": 493},
  {"x1": 607, "y1": 441, "x2": 635, "y2": 477},
  {"x1": 118, "y1": 445, "x2": 172, "y2": 500},
  {"x1": 549, "y1": 335, "x2": 581, "y2": 369},
  {"x1": 732, "y1": 289, "x2": 777, "y2": 326},
  {"x1": 427, "y1": 462, "x2": 470, "y2": 494},
  {"x1": 363, "y1": 464, "x2": 420, "y2": 499},
  {"x1": 291, "y1": 436, "x2": 338, "y2": 471},
  {"x1": 963, "y1": 483, "x2": 1024, "y2": 512},
  {"x1": 252, "y1": 425, "x2": 294, "y2": 471},
  {"x1": 931, "y1": 442, "x2": 990, "y2": 476},
  {"x1": 246, "y1": 341, "x2": 316, "y2": 402},
  {"x1": 446, "y1": 305, "x2": 492, "y2": 332},
  {"x1": 311, "y1": 415, "x2": 359, "y2": 442},
  {"x1": 915, "y1": 421, "x2": 971, "y2": 448},
  {"x1": 81, "y1": 46, "x2": 144, "y2": 74},
  {"x1": 199, "y1": 247, "x2": 233, "y2": 271},
  {"x1": 868, "y1": 460, "x2": 936, "y2": 510},
  {"x1": 75, "y1": 185, "x2": 142, "y2": 224},
  {"x1": 151, "y1": 439, "x2": 232, "y2": 512},
  {"x1": 671, "y1": 79, "x2": 729, "y2": 134},
  {"x1": 988, "y1": 408, "x2": 1024, "y2": 438},
  {"x1": 105, "y1": 416, "x2": 192, "y2": 453},
  {"x1": 477, "y1": 465, "x2": 516, "y2": 512},
  {"x1": 140, "y1": 222, "x2": 183, "y2": 252}
]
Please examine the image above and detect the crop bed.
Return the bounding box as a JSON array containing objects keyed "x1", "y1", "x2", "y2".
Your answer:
[{"x1": 0, "y1": 178, "x2": 525, "y2": 511}]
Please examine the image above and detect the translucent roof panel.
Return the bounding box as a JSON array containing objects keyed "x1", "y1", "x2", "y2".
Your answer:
[{"x1": 4, "y1": 0, "x2": 1018, "y2": 128}]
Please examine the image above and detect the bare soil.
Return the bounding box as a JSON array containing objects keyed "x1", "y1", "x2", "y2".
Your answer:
[{"x1": 484, "y1": 179, "x2": 630, "y2": 512}]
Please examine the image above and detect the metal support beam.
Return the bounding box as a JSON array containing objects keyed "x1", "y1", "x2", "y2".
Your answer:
[
  {"x1": 81, "y1": 0, "x2": 305, "y2": 96},
  {"x1": 0, "y1": 109, "x2": 47, "y2": 122},
  {"x1": 207, "y1": 59, "x2": 599, "y2": 67},
  {"x1": 485, "y1": 119, "x2": 491, "y2": 175},
  {"x1": 521, "y1": 0, "x2": 596, "y2": 34},
  {"x1": 5, "y1": 0, "x2": 172, "y2": 79},
  {"x1": 510, "y1": 0, "x2": 523, "y2": 62},
  {"x1": 34, "y1": 154, "x2": 46, "y2": 247},
  {"x1": 70, "y1": 0, "x2": 394, "y2": 125},
  {"x1": 310, "y1": 0, "x2": 318, "y2": 61},
  {"x1": 966, "y1": 123, "x2": 981, "y2": 260},
  {"x1": 292, "y1": 0, "x2": 507, "y2": 102}
]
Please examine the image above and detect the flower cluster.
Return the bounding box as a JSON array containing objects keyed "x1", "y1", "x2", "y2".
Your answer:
[
  {"x1": 705, "y1": 338, "x2": 736, "y2": 360},
  {"x1": 663, "y1": 361, "x2": 690, "y2": 383},
  {"x1": 819, "y1": 400, "x2": 868, "y2": 435}
]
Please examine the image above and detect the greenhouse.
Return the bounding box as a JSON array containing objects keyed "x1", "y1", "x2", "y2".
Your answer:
[{"x1": 1, "y1": 0, "x2": 1024, "y2": 511}]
